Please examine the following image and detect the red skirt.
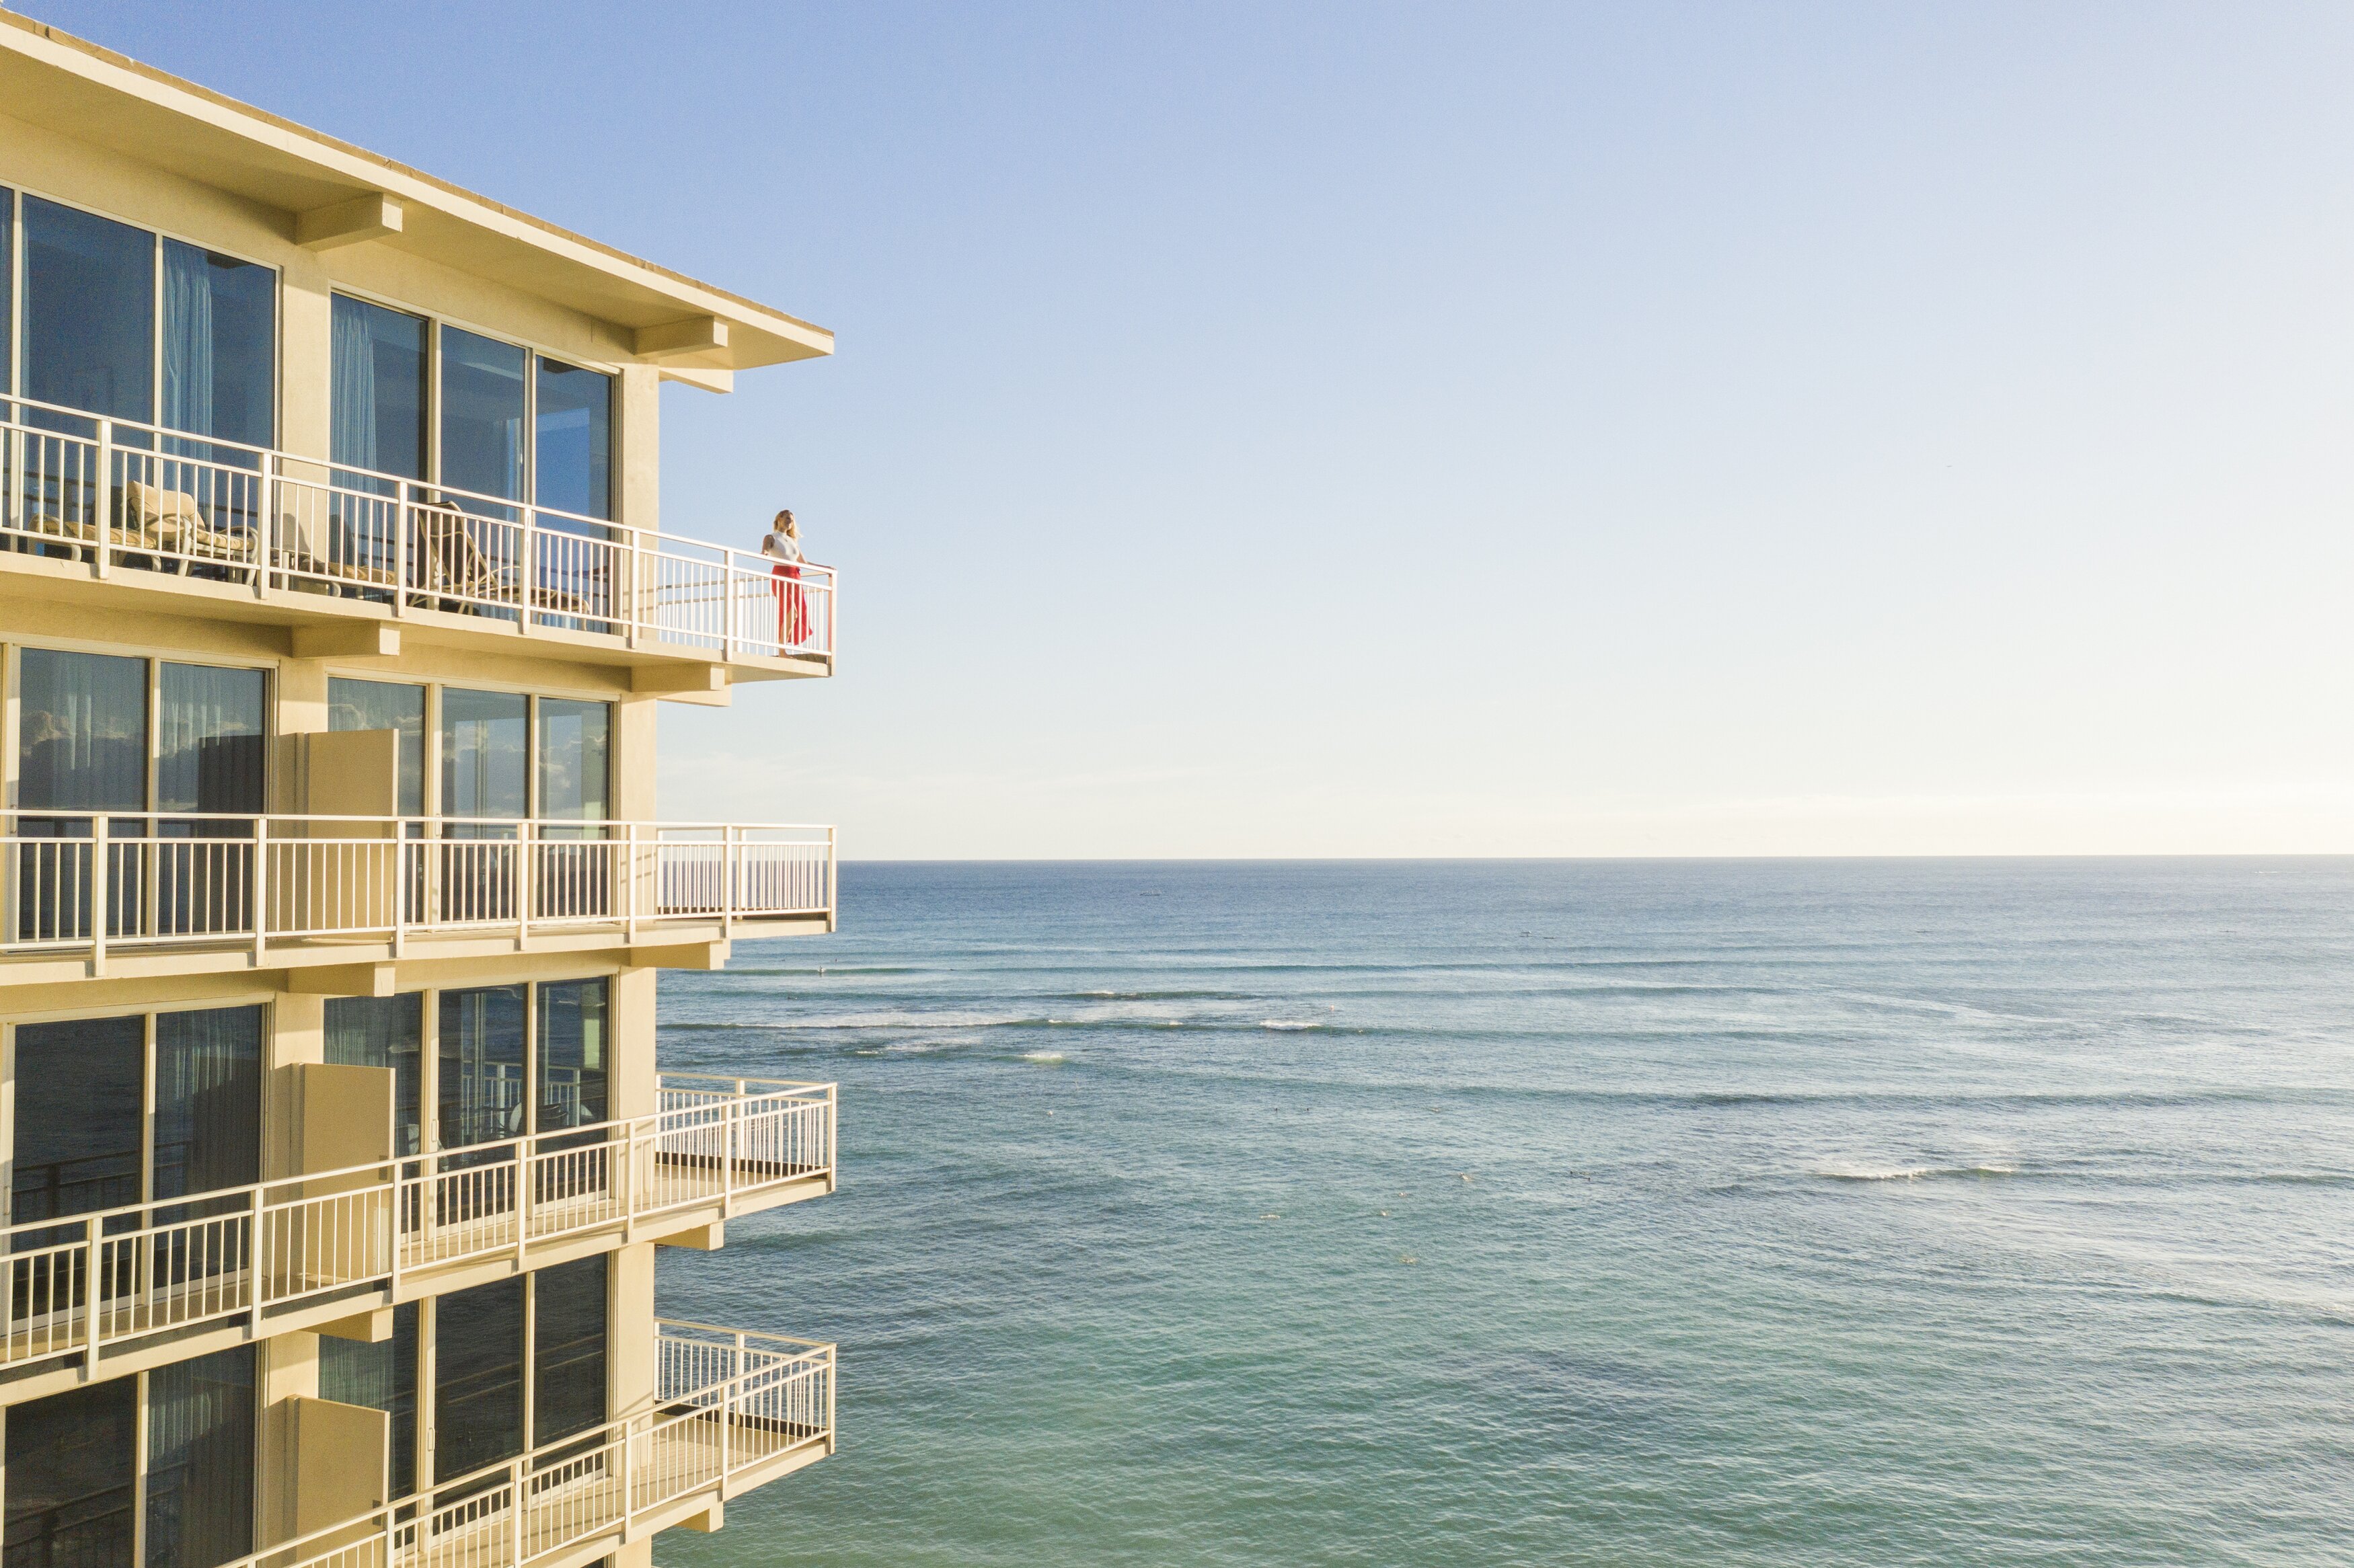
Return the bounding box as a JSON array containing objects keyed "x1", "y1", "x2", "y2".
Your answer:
[{"x1": 773, "y1": 562, "x2": 809, "y2": 645}]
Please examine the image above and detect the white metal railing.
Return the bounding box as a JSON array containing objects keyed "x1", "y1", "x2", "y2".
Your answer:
[
  {"x1": 0, "y1": 1076, "x2": 833, "y2": 1372},
  {"x1": 0, "y1": 812, "x2": 833, "y2": 968},
  {"x1": 0, "y1": 397, "x2": 836, "y2": 662},
  {"x1": 194, "y1": 1322, "x2": 831, "y2": 1568}
]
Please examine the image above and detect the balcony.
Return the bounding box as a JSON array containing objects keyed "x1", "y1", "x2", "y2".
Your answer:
[
  {"x1": 257, "y1": 1322, "x2": 831, "y2": 1568},
  {"x1": 0, "y1": 1076, "x2": 832, "y2": 1398},
  {"x1": 0, "y1": 813, "x2": 833, "y2": 983},
  {"x1": 0, "y1": 398, "x2": 835, "y2": 677}
]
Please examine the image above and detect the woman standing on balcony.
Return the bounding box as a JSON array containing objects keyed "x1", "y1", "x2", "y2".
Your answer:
[{"x1": 763, "y1": 510, "x2": 810, "y2": 648}]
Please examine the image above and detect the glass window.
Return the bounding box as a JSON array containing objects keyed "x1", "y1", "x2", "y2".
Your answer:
[
  {"x1": 330, "y1": 295, "x2": 428, "y2": 483},
  {"x1": 161, "y1": 241, "x2": 275, "y2": 450},
  {"x1": 151, "y1": 1006, "x2": 262, "y2": 1206},
  {"x1": 328, "y1": 678, "x2": 424, "y2": 818},
  {"x1": 440, "y1": 986, "x2": 526, "y2": 1150},
  {"x1": 22, "y1": 197, "x2": 154, "y2": 426},
  {"x1": 157, "y1": 664, "x2": 266, "y2": 818},
  {"x1": 1, "y1": 190, "x2": 13, "y2": 405},
  {"x1": 318, "y1": 1302, "x2": 418, "y2": 1499},
  {"x1": 145, "y1": 1346, "x2": 255, "y2": 1568},
  {"x1": 440, "y1": 327, "x2": 526, "y2": 503},
  {"x1": 19, "y1": 649, "x2": 147, "y2": 813},
  {"x1": 433, "y1": 1278, "x2": 525, "y2": 1482},
  {"x1": 325, "y1": 993, "x2": 424, "y2": 1159},
  {"x1": 4, "y1": 1379, "x2": 136, "y2": 1568},
  {"x1": 11, "y1": 1015, "x2": 144, "y2": 1224},
  {"x1": 535, "y1": 980, "x2": 607, "y2": 1134},
  {"x1": 531, "y1": 1255, "x2": 607, "y2": 1447},
  {"x1": 537, "y1": 701, "x2": 609, "y2": 823},
  {"x1": 533, "y1": 360, "x2": 611, "y2": 521},
  {"x1": 442, "y1": 689, "x2": 528, "y2": 824}
]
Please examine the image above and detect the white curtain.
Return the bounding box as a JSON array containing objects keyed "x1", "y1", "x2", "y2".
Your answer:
[{"x1": 331, "y1": 294, "x2": 379, "y2": 473}]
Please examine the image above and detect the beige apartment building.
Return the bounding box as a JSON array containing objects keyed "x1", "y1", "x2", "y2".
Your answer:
[{"x1": 0, "y1": 14, "x2": 843, "y2": 1568}]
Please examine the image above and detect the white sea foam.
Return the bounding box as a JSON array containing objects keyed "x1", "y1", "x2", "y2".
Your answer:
[
  {"x1": 1260, "y1": 1020, "x2": 1324, "y2": 1031},
  {"x1": 1022, "y1": 1052, "x2": 1067, "y2": 1064}
]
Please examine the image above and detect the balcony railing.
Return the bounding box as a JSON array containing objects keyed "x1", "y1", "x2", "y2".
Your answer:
[
  {"x1": 0, "y1": 1076, "x2": 833, "y2": 1372},
  {"x1": 225, "y1": 1322, "x2": 831, "y2": 1568},
  {"x1": 0, "y1": 397, "x2": 835, "y2": 662},
  {"x1": 0, "y1": 813, "x2": 833, "y2": 968}
]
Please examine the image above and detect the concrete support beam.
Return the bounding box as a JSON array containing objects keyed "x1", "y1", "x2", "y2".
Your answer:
[
  {"x1": 291, "y1": 623, "x2": 400, "y2": 660},
  {"x1": 315, "y1": 1308, "x2": 395, "y2": 1344},
  {"x1": 675, "y1": 1502, "x2": 724, "y2": 1534},
  {"x1": 284, "y1": 962, "x2": 397, "y2": 998},
  {"x1": 296, "y1": 193, "x2": 402, "y2": 251},
  {"x1": 630, "y1": 662, "x2": 726, "y2": 696},
  {"x1": 632, "y1": 315, "x2": 727, "y2": 361},
  {"x1": 656, "y1": 1222, "x2": 726, "y2": 1252},
  {"x1": 626, "y1": 942, "x2": 730, "y2": 972}
]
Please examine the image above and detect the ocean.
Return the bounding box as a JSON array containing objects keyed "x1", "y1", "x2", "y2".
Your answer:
[{"x1": 652, "y1": 859, "x2": 2354, "y2": 1567}]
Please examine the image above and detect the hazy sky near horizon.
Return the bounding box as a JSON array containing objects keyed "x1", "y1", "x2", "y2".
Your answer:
[{"x1": 36, "y1": 1, "x2": 2354, "y2": 855}]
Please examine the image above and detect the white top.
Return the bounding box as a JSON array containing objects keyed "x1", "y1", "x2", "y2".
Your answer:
[{"x1": 762, "y1": 531, "x2": 803, "y2": 563}]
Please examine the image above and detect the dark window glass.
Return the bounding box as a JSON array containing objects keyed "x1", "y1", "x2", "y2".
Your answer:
[
  {"x1": 157, "y1": 664, "x2": 264, "y2": 817},
  {"x1": 12, "y1": 1015, "x2": 143, "y2": 1223},
  {"x1": 3, "y1": 1378, "x2": 135, "y2": 1568},
  {"x1": 317, "y1": 1302, "x2": 418, "y2": 1499},
  {"x1": 536, "y1": 701, "x2": 609, "y2": 824},
  {"x1": 145, "y1": 1346, "x2": 254, "y2": 1568},
  {"x1": 19, "y1": 650, "x2": 147, "y2": 813},
  {"x1": 324, "y1": 994, "x2": 424, "y2": 1159},
  {"x1": 433, "y1": 1278, "x2": 525, "y2": 1481},
  {"x1": 2, "y1": 190, "x2": 13, "y2": 405},
  {"x1": 151, "y1": 1007, "x2": 262, "y2": 1205},
  {"x1": 22, "y1": 198, "x2": 153, "y2": 424},
  {"x1": 531, "y1": 1255, "x2": 607, "y2": 1447},
  {"x1": 159, "y1": 242, "x2": 274, "y2": 450},
  {"x1": 439, "y1": 329, "x2": 525, "y2": 503},
  {"x1": 439, "y1": 986, "x2": 525, "y2": 1150},
  {"x1": 532, "y1": 360, "x2": 610, "y2": 522},
  {"x1": 327, "y1": 679, "x2": 424, "y2": 818},
  {"x1": 534, "y1": 980, "x2": 607, "y2": 1133},
  {"x1": 330, "y1": 295, "x2": 426, "y2": 482},
  {"x1": 441, "y1": 689, "x2": 527, "y2": 824}
]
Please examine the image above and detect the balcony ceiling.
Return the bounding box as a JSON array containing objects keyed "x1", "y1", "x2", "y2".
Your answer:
[{"x1": 0, "y1": 12, "x2": 833, "y2": 373}]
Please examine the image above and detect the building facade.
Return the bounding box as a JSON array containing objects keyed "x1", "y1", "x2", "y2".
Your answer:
[{"x1": 0, "y1": 15, "x2": 841, "y2": 1568}]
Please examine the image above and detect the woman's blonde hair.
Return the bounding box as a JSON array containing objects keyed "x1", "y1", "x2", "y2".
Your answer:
[{"x1": 772, "y1": 509, "x2": 797, "y2": 533}]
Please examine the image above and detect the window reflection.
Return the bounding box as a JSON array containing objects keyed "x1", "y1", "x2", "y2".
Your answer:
[
  {"x1": 441, "y1": 689, "x2": 528, "y2": 823},
  {"x1": 433, "y1": 1277, "x2": 526, "y2": 1482},
  {"x1": 157, "y1": 663, "x2": 266, "y2": 817},
  {"x1": 441, "y1": 327, "x2": 527, "y2": 504},
  {"x1": 326, "y1": 992, "x2": 424, "y2": 1159},
  {"x1": 535, "y1": 980, "x2": 608, "y2": 1133},
  {"x1": 22, "y1": 197, "x2": 154, "y2": 426},
  {"x1": 441, "y1": 985, "x2": 527, "y2": 1150},
  {"x1": 161, "y1": 241, "x2": 276, "y2": 452},
  {"x1": 4, "y1": 1380, "x2": 136, "y2": 1568},
  {"x1": 533, "y1": 360, "x2": 611, "y2": 521},
  {"x1": 330, "y1": 295, "x2": 428, "y2": 482},
  {"x1": 144, "y1": 1346, "x2": 256, "y2": 1568},
  {"x1": 538, "y1": 700, "x2": 610, "y2": 823},
  {"x1": 329, "y1": 677, "x2": 426, "y2": 818}
]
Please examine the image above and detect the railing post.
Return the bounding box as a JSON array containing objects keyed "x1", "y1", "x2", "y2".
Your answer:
[
  {"x1": 623, "y1": 822, "x2": 638, "y2": 945},
  {"x1": 254, "y1": 450, "x2": 272, "y2": 599},
  {"x1": 253, "y1": 818, "x2": 269, "y2": 965},
  {"x1": 518, "y1": 508, "x2": 537, "y2": 637},
  {"x1": 508, "y1": 1457, "x2": 524, "y2": 1568},
  {"x1": 248, "y1": 1185, "x2": 265, "y2": 1333},
  {"x1": 518, "y1": 822, "x2": 533, "y2": 946},
  {"x1": 516, "y1": 1136, "x2": 533, "y2": 1265},
  {"x1": 82, "y1": 1222, "x2": 102, "y2": 1372},
  {"x1": 89, "y1": 816, "x2": 108, "y2": 978},
  {"x1": 722, "y1": 826, "x2": 736, "y2": 941},
  {"x1": 720, "y1": 547, "x2": 735, "y2": 662},
  {"x1": 393, "y1": 492, "x2": 411, "y2": 619},
  {"x1": 92, "y1": 419, "x2": 112, "y2": 578}
]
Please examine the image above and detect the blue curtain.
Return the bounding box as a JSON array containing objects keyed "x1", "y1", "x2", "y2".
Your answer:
[
  {"x1": 331, "y1": 295, "x2": 379, "y2": 475},
  {"x1": 159, "y1": 243, "x2": 213, "y2": 439}
]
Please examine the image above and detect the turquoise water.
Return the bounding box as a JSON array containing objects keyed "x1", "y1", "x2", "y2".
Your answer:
[{"x1": 654, "y1": 860, "x2": 2354, "y2": 1567}]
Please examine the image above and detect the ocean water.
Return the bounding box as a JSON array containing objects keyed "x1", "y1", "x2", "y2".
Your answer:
[{"x1": 653, "y1": 860, "x2": 2354, "y2": 1567}]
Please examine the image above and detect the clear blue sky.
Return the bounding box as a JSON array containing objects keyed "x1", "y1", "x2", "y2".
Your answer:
[{"x1": 33, "y1": 1, "x2": 2354, "y2": 856}]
